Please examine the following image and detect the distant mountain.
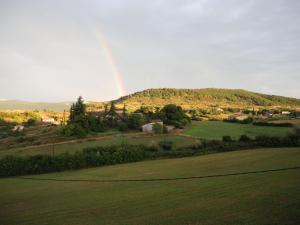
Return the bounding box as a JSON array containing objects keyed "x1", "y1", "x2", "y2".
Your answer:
[
  {"x1": 113, "y1": 88, "x2": 300, "y2": 110},
  {"x1": 0, "y1": 100, "x2": 71, "y2": 112}
]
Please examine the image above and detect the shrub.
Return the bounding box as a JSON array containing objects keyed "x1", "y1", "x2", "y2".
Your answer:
[
  {"x1": 253, "y1": 121, "x2": 293, "y2": 127},
  {"x1": 153, "y1": 123, "x2": 163, "y2": 134},
  {"x1": 26, "y1": 118, "x2": 37, "y2": 126},
  {"x1": 127, "y1": 113, "x2": 145, "y2": 130},
  {"x1": 159, "y1": 140, "x2": 173, "y2": 151},
  {"x1": 61, "y1": 124, "x2": 87, "y2": 138},
  {"x1": 239, "y1": 135, "x2": 251, "y2": 142},
  {"x1": 222, "y1": 136, "x2": 233, "y2": 142},
  {"x1": 118, "y1": 122, "x2": 129, "y2": 132}
]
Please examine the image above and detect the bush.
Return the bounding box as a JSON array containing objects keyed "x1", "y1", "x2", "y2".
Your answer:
[
  {"x1": 127, "y1": 113, "x2": 145, "y2": 130},
  {"x1": 222, "y1": 136, "x2": 233, "y2": 142},
  {"x1": 239, "y1": 135, "x2": 251, "y2": 142},
  {"x1": 61, "y1": 124, "x2": 87, "y2": 138},
  {"x1": 26, "y1": 118, "x2": 37, "y2": 126},
  {"x1": 118, "y1": 122, "x2": 129, "y2": 132},
  {"x1": 153, "y1": 123, "x2": 163, "y2": 134},
  {"x1": 253, "y1": 121, "x2": 293, "y2": 127},
  {"x1": 159, "y1": 140, "x2": 173, "y2": 151}
]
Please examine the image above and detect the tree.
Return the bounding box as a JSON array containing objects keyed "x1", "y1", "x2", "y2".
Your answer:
[
  {"x1": 153, "y1": 123, "x2": 163, "y2": 134},
  {"x1": 127, "y1": 113, "x2": 145, "y2": 130},
  {"x1": 105, "y1": 102, "x2": 119, "y2": 127},
  {"x1": 69, "y1": 96, "x2": 86, "y2": 124},
  {"x1": 159, "y1": 104, "x2": 189, "y2": 128},
  {"x1": 64, "y1": 96, "x2": 88, "y2": 137}
]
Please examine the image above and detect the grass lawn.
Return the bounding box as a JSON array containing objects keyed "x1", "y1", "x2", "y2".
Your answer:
[
  {"x1": 184, "y1": 121, "x2": 292, "y2": 140},
  {"x1": 0, "y1": 135, "x2": 197, "y2": 158},
  {"x1": 0, "y1": 147, "x2": 300, "y2": 225}
]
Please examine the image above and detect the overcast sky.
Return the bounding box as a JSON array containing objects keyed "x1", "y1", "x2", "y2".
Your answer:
[{"x1": 1, "y1": 0, "x2": 300, "y2": 102}]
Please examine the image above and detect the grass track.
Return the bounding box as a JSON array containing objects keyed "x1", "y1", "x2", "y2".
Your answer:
[{"x1": 1, "y1": 147, "x2": 300, "y2": 225}]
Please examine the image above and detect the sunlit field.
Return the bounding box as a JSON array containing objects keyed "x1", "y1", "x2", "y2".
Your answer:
[
  {"x1": 1, "y1": 147, "x2": 300, "y2": 225},
  {"x1": 184, "y1": 121, "x2": 292, "y2": 140}
]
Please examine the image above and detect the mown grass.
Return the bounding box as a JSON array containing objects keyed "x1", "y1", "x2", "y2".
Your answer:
[
  {"x1": 0, "y1": 147, "x2": 299, "y2": 225},
  {"x1": 184, "y1": 121, "x2": 292, "y2": 140},
  {"x1": 0, "y1": 135, "x2": 197, "y2": 158}
]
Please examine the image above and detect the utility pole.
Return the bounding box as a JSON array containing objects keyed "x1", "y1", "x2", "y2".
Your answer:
[{"x1": 63, "y1": 109, "x2": 66, "y2": 125}]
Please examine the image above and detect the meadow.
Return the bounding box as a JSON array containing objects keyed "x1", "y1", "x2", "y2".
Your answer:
[
  {"x1": 0, "y1": 147, "x2": 299, "y2": 225},
  {"x1": 184, "y1": 121, "x2": 292, "y2": 140},
  {"x1": 0, "y1": 134, "x2": 198, "y2": 158}
]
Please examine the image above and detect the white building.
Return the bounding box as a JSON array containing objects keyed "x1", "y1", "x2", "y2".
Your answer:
[
  {"x1": 282, "y1": 111, "x2": 291, "y2": 115},
  {"x1": 41, "y1": 117, "x2": 55, "y2": 124},
  {"x1": 12, "y1": 125, "x2": 24, "y2": 132},
  {"x1": 142, "y1": 121, "x2": 163, "y2": 133}
]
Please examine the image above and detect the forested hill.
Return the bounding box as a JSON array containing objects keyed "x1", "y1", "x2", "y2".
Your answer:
[{"x1": 115, "y1": 88, "x2": 300, "y2": 110}]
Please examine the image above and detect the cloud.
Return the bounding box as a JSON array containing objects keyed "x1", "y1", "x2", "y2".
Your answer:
[{"x1": 0, "y1": 0, "x2": 299, "y2": 101}]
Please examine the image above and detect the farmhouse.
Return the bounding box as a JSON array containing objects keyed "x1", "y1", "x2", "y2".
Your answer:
[
  {"x1": 142, "y1": 121, "x2": 163, "y2": 133},
  {"x1": 12, "y1": 125, "x2": 24, "y2": 132},
  {"x1": 229, "y1": 113, "x2": 249, "y2": 121},
  {"x1": 262, "y1": 110, "x2": 274, "y2": 117},
  {"x1": 282, "y1": 111, "x2": 291, "y2": 115},
  {"x1": 41, "y1": 117, "x2": 55, "y2": 124}
]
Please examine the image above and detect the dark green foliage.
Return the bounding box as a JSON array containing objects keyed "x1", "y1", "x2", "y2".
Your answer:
[
  {"x1": 126, "y1": 113, "x2": 145, "y2": 130},
  {"x1": 64, "y1": 97, "x2": 108, "y2": 137},
  {"x1": 61, "y1": 123, "x2": 87, "y2": 138},
  {"x1": 0, "y1": 145, "x2": 152, "y2": 177},
  {"x1": 159, "y1": 104, "x2": 190, "y2": 128},
  {"x1": 253, "y1": 121, "x2": 293, "y2": 127},
  {"x1": 1, "y1": 129, "x2": 300, "y2": 177},
  {"x1": 69, "y1": 96, "x2": 86, "y2": 124},
  {"x1": 153, "y1": 123, "x2": 163, "y2": 134},
  {"x1": 118, "y1": 122, "x2": 129, "y2": 131},
  {"x1": 239, "y1": 135, "x2": 252, "y2": 142},
  {"x1": 222, "y1": 136, "x2": 233, "y2": 142},
  {"x1": 159, "y1": 140, "x2": 173, "y2": 151},
  {"x1": 224, "y1": 117, "x2": 253, "y2": 124},
  {"x1": 25, "y1": 118, "x2": 37, "y2": 126}
]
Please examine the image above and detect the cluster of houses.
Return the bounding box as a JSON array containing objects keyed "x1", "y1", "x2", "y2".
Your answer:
[
  {"x1": 12, "y1": 116, "x2": 57, "y2": 132},
  {"x1": 228, "y1": 109, "x2": 294, "y2": 122}
]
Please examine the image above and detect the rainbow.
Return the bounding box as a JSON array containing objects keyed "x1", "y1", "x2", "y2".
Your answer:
[{"x1": 95, "y1": 30, "x2": 126, "y2": 97}]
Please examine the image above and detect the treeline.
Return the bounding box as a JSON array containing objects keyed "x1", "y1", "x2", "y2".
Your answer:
[
  {"x1": 62, "y1": 96, "x2": 190, "y2": 137},
  {"x1": 1, "y1": 128, "x2": 299, "y2": 177}
]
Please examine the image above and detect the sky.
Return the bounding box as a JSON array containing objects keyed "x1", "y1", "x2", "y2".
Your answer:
[{"x1": 0, "y1": 0, "x2": 300, "y2": 102}]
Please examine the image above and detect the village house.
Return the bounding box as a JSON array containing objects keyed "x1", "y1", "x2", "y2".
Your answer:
[
  {"x1": 142, "y1": 121, "x2": 163, "y2": 133},
  {"x1": 281, "y1": 111, "x2": 291, "y2": 115},
  {"x1": 12, "y1": 125, "x2": 24, "y2": 132},
  {"x1": 229, "y1": 113, "x2": 249, "y2": 121},
  {"x1": 165, "y1": 125, "x2": 175, "y2": 132},
  {"x1": 262, "y1": 110, "x2": 274, "y2": 117},
  {"x1": 41, "y1": 116, "x2": 56, "y2": 124}
]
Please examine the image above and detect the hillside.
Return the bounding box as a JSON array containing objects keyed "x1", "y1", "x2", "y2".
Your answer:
[
  {"x1": 114, "y1": 88, "x2": 300, "y2": 110},
  {"x1": 1, "y1": 89, "x2": 300, "y2": 112},
  {"x1": 0, "y1": 100, "x2": 71, "y2": 112}
]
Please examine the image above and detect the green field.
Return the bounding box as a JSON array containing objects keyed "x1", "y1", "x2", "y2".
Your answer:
[
  {"x1": 1, "y1": 147, "x2": 300, "y2": 225},
  {"x1": 184, "y1": 121, "x2": 292, "y2": 140},
  {"x1": 0, "y1": 135, "x2": 197, "y2": 158}
]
